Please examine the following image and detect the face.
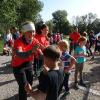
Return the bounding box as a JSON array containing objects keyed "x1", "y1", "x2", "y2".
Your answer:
[
  {"x1": 24, "y1": 30, "x2": 35, "y2": 43},
  {"x1": 58, "y1": 42, "x2": 67, "y2": 52},
  {"x1": 41, "y1": 26, "x2": 49, "y2": 36},
  {"x1": 80, "y1": 40, "x2": 87, "y2": 46}
]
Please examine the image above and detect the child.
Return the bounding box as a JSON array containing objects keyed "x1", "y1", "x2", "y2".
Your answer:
[
  {"x1": 25, "y1": 45, "x2": 64, "y2": 100},
  {"x1": 58, "y1": 40, "x2": 76, "y2": 96},
  {"x1": 74, "y1": 36, "x2": 87, "y2": 89}
]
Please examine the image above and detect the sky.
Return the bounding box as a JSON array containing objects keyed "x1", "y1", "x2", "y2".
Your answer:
[{"x1": 40, "y1": 0, "x2": 100, "y2": 23}]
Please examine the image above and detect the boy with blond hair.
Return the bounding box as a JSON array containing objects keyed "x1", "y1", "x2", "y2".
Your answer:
[{"x1": 58, "y1": 40, "x2": 76, "y2": 96}]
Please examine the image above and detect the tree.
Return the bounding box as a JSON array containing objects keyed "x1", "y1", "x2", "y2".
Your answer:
[
  {"x1": 0, "y1": 0, "x2": 43, "y2": 32},
  {"x1": 45, "y1": 20, "x2": 54, "y2": 33},
  {"x1": 72, "y1": 13, "x2": 98, "y2": 34},
  {"x1": 34, "y1": 14, "x2": 43, "y2": 24},
  {"x1": 92, "y1": 18, "x2": 100, "y2": 33},
  {"x1": 0, "y1": 0, "x2": 22, "y2": 30},
  {"x1": 52, "y1": 10, "x2": 70, "y2": 34},
  {"x1": 17, "y1": 0, "x2": 43, "y2": 24}
]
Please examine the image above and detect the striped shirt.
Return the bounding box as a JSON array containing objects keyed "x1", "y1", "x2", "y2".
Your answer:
[{"x1": 60, "y1": 52, "x2": 71, "y2": 68}]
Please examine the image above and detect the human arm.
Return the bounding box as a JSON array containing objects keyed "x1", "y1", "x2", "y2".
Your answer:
[
  {"x1": 13, "y1": 44, "x2": 39, "y2": 58},
  {"x1": 69, "y1": 56, "x2": 76, "y2": 69},
  {"x1": 25, "y1": 83, "x2": 46, "y2": 100}
]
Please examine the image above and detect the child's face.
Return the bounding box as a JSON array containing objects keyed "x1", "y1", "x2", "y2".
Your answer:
[
  {"x1": 58, "y1": 42, "x2": 67, "y2": 52},
  {"x1": 79, "y1": 40, "x2": 86, "y2": 46}
]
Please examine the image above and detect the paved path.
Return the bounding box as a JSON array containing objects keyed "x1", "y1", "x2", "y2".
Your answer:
[{"x1": 0, "y1": 55, "x2": 100, "y2": 100}]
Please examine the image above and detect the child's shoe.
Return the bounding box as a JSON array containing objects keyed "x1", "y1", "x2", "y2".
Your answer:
[
  {"x1": 79, "y1": 81, "x2": 87, "y2": 87},
  {"x1": 74, "y1": 82, "x2": 79, "y2": 90}
]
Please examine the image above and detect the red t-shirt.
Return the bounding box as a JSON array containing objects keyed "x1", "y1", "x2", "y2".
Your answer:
[
  {"x1": 11, "y1": 37, "x2": 40, "y2": 67},
  {"x1": 70, "y1": 32, "x2": 80, "y2": 43},
  {"x1": 34, "y1": 34, "x2": 50, "y2": 58},
  {"x1": 34, "y1": 34, "x2": 49, "y2": 47}
]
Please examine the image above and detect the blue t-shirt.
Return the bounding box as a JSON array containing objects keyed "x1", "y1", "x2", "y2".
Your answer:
[{"x1": 74, "y1": 46, "x2": 86, "y2": 63}]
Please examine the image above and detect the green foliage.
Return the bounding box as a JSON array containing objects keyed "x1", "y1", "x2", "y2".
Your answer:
[
  {"x1": 17, "y1": 0, "x2": 43, "y2": 24},
  {"x1": 0, "y1": 40, "x2": 4, "y2": 53},
  {"x1": 46, "y1": 20, "x2": 54, "y2": 33},
  {"x1": 72, "y1": 13, "x2": 100, "y2": 34},
  {"x1": 52, "y1": 10, "x2": 70, "y2": 34},
  {"x1": 0, "y1": 0, "x2": 43, "y2": 32}
]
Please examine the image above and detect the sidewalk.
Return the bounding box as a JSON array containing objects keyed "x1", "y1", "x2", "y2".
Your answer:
[{"x1": 0, "y1": 55, "x2": 100, "y2": 100}]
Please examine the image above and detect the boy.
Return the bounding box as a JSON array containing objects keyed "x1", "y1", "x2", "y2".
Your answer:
[
  {"x1": 74, "y1": 36, "x2": 87, "y2": 89},
  {"x1": 58, "y1": 40, "x2": 76, "y2": 96},
  {"x1": 25, "y1": 45, "x2": 64, "y2": 100}
]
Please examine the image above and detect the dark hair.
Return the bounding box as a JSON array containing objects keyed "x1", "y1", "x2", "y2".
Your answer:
[
  {"x1": 43, "y1": 45, "x2": 60, "y2": 61},
  {"x1": 36, "y1": 24, "x2": 47, "y2": 34}
]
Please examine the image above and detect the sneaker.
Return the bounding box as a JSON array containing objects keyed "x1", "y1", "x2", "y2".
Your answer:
[
  {"x1": 90, "y1": 56, "x2": 94, "y2": 60},
  {"x1": 64, "y1": 91, "x2": 70, "y2": 96},
  {"x1": 60, "y1": 91, "x2": 70, "y2": 99},
  {"x1": 73, "y1": 83, "x2": 79, "y2": 90},
  {"x1": 79, "y1": 81, "x2": 87, "y2": 87}
]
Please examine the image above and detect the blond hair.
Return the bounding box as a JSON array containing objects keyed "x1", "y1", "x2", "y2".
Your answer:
[{"x1": 58, "y1": 40, "x2": 69, "y2": 51}]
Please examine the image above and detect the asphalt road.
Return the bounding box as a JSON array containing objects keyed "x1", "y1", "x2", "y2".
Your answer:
[{"x1": 0, "y1": 55, "x2": 100, "y2": 100}]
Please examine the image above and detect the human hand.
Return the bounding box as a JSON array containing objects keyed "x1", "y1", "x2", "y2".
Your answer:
[
  {"x1": 32, "y1": 44, "x2": 39, "y2": 53},
  {"x1": 25, "y1": 83, "x2": 32, "y2": 94}
]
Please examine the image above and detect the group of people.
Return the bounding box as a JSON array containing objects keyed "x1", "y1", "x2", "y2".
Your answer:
[
  {"x1": 69, "y1": 27, "x2": 100, "y2": 59},
  {"x1": 3, "y1": 21, "x2": 100, "y2": 100},
  {"x1": 3, "y1": 27, "x2": 20, "y2": 55}
]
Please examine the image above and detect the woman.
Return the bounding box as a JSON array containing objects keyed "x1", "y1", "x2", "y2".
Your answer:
[
  {"x1": 11, "y1": 21, "x2": 43, "y2": 100},
  {"x1": 33, "y1": 24, "x2": 50, "y2": 76}
]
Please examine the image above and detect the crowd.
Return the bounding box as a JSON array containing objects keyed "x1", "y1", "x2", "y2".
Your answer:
[{"x1": 1, "y1": 21, "x2": 100, "y2": 100}]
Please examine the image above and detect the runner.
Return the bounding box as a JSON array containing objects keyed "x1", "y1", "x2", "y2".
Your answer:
[{"x1": 11, "y1": 21, "x2": 43, "y2": 100}]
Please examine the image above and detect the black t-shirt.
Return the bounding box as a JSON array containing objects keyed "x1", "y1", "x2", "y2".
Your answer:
[{"x1": 38, "y1": 68, "x2": 64, "y2": 100}]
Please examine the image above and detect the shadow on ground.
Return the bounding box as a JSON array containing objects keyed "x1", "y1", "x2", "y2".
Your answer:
[
  {"x1": 0, "y1": 79, "x2": 15, "y2": 86},
  {"x1": 83, "y1": 65, "x2": 100, "y2": 83},
  {"x1": 82, "y1": 63, "x2": 100, "y2": 100},
  {"x1": 0, "y1": 65, "x2": 12, "y2": 74},
  {"x1": 4, "y1": 94, "x2": 18, "y2": 100}
]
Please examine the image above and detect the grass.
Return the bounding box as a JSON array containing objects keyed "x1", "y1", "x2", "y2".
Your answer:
[{"x1": 0, "y1": 39, "x2": 4, "y2": 53}]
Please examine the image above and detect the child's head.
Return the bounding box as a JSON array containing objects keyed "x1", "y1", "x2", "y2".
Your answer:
[
  {"x1": 82, "y1": 31, "x2": 87, "y2": 37},
  {"x1": 78, "y1": 36, "x2": 87, "y2": 46},
  {"x1": 58, "y1": 40, "x2": 69, "y2": 52},
  {"x1": 43, "y1": 45, "x2": 60, "y2": 68}
]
